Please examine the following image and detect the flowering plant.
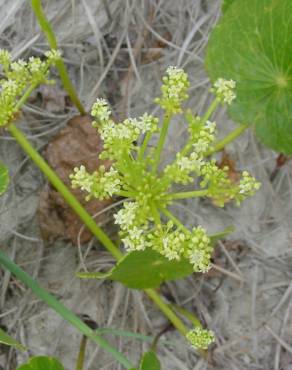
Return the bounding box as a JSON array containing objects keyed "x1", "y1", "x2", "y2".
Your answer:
[
  {"x1": 71, "y1": 67, "x2": 260, "y2": 350},
  {"x1": 71, "y1": 67, "x2": 260, "y2": 273},
  {"x1": 0, "y1": 49, "x2": 61, "y2": 127}
]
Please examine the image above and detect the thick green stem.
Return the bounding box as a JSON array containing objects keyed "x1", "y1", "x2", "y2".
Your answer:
[
  {"x1": 7, "y1": 124, "x2": 189, "y2": 344},
  {"x1": 30, "y1": 0, "x2": 86, "y2": 115},
  {"x1": 166, "y1": 189, "x2": 208, "y2": 200},
  {"x1": 145, "y1": 289, "x2": 188, "y2": 336},
  {"x1": 168, "y1": 303, "x2": 201, "y2": 328},
  {"x1": 8, "y1": 124, "x2": 122, "y2": 260},
  {"x1": 206, "y1": 124, "x2": 249, "y2": 156},
  {"x1": 0, "y1": 251, "x2": 134, "y2": 369},
  {"x1": 152, "y1": 114, "x2": 171, "y2": 173}
]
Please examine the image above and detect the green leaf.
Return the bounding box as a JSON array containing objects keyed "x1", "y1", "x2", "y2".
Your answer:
[
  {"x1": 206, "y1": 0, "x2": 292, "y2": 154},
  {"x1": 0, "y1": 328, "x2": 26, "y2": 351},
  {"x1": 77, "y1": 227, "x2": 233, "y2": 289},
  {"x1": 0, "y1": 162, "x2": 9, "y2": 196},
  {"x1": 222, "y1": 0, "x2": 236, "y2": 13},
  {"x1": 17, "y1": 356, "x2": 65, "y2": 370},
  {"x1": 78, "y1": 249, "x2": 193, "y2": 289},
  {"x1": 140, "y1": 351, "x2": 161, "y2": 370}
]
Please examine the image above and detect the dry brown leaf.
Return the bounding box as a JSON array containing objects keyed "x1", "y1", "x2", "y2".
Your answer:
[
  {"x1": 38, "y1": 115, "x2": 112, "y2": 245},
  {"x1": 217, "y1": 150, "x2": 241, "y2": 184}
]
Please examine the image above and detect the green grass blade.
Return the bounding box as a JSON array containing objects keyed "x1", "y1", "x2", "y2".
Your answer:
[
  {"x1": 0, "y1": 328, "x2": 26, "y2": 351},
  {"x1": 0, "y1": 251, "x2": 134, "y2": 369}
]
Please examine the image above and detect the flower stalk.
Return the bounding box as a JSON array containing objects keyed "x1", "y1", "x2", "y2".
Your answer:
[{"x1": 30, "y1": 0, "x2": 86, "y2": 115}]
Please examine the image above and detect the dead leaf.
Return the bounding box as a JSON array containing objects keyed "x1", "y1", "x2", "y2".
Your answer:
[
  {"x1": 38, "y1": 115, "x2": 112, "y2": 245},
  {"x1": 217, "y1": 150, "x2": 241, "y2": 184}
]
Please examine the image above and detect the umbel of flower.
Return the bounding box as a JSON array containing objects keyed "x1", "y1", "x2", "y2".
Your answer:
[
  {"x1": 71, "y1": 67, "x2": 260, "y2": 275},
  {"x1": 0, "y1": 49, "x2": 61, "y2": 127},
  {"x1": 186, "y1": 327, "x2": 215, "y2": 350}
]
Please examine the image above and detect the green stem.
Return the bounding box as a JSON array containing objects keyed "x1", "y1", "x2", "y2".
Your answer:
[
  {"x1": 206, "y1": 124, "x2": 249, "y2": 156},
  {"x1": 75, "y1": 336, "x2": 87, "y2": 370},
  {"x1": 30, "y1": 0, "x2": 86, "y2": 115},
  {"x1": 0, "y1": 251, "x2": 134, "y2": 369},
  {"x1": 7, "y1": 124, "x2": 190, "y2": 344},
  {"x1": 8, "y1": 123, "x2": 122, "y2": 261},
  {"x1": 201, "y1": 97, "x2": 220, "y2": 124},
  {"x1": 137, "y1": 131, "x2": 152, "y2": 162},
  {"x1": 152, "y1": 114, "x2": 171, "y2": 173},
  {"x1": 15, "y1": 84, "x2": 38, "y2": 111},
  {"x1": 160, "y1": 208, "x2": 190, "y2": 234},
  {"x1": 179, "y1": 98, "x2": 220, "y2": 159},
  {"x1": 166, "y1": 189, "x2": 208, "y2": 200},
  {"x1": 168, "y1": 303, "x2": 201, "y2": 328},
  {"x1": 150, "y1": 202, "x2": 161, "y2": 226},
  {"x1": 145, "y1": 289, "x2": 188, "y2": 336}
]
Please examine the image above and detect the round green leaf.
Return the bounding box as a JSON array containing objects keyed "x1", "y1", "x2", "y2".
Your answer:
[
  {"x1": 140, "y1": 351, "x2": 161, "y2": 370},
  {"x1": 17, "y1": 356, "x2": 65, "y2": 370},
  {"x1": 0, "y1": 162, "x2": 9, "y2": 196},
  {"x1": 206, "y1": 0, "x2": 292, "y2": 154},
  {"x1": 0, "y1": 328, "x2": 26, "y2": 351},
  {"x1": 222, "y1": 0, "x2": 236, "y2": 13}
]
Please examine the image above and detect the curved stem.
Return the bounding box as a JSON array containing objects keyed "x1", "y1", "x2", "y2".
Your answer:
[
  {"x1": 30, "y1": 0, "x2": 86, "y2": 115},
  {"x1": 0, "y1": 251, "x2": 134, "y2": 369},
  {"x1": 206, "y1": 124, "x2": 249, "y2": 156}
]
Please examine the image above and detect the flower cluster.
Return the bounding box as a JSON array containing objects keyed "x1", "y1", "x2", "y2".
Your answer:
[
  {"x1": 155, "y1": 66, "x2": 190, "y2": 114},
  {"x1": 200, "y1": 161, "x2": 260, "y2": 207},
  {"x1": 70, "y1": 165, "x2": 121, "y2": 201},
  {"x1": 186, "y1": 327, "x2": 215, "y2": 349},
  {"x1": 91, "y1": 102, "x2": 159, "y2": 161},
  {"x1": 71, "y1": 67, "x2": 260, "y2": 275},
  {"x1": 114, "y1": 215, "x2": 213, "y2": 272},
  {"x1": 0, "y1": 49, "x2": 61, "y2": 126},
  {"x1": 212, "y1": 78, "x2": 236, "y2": 105},
  {"x1": 164, "y1": 116, "x2": 217, "y2": 185}
]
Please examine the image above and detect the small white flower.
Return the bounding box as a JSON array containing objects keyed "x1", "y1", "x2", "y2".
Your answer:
[
  {"x1": 91, "y1": 98, "x2": 111, "y2": 122},
  {"x1": 213, "y1": 78, "x2": 236, "y2": 105},
  {"x1": 114, "y1": 202, "x2": 139, "y2": 229},
  {"x1": 45, "y1": 49, "x2": 62, "y2": 63}
]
